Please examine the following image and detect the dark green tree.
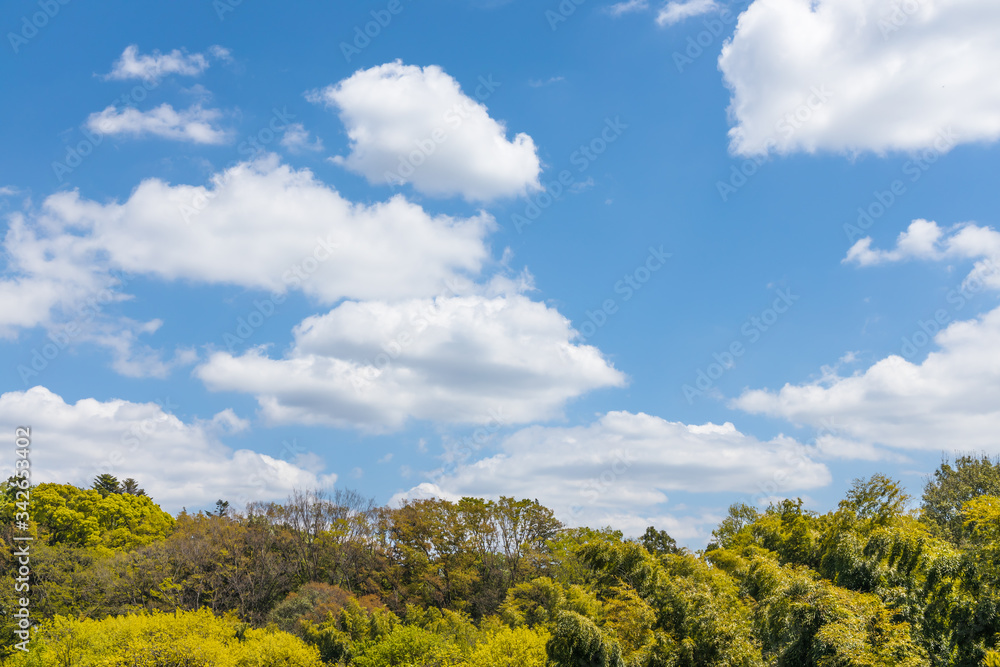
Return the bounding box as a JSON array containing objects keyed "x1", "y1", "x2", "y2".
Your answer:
[
  {"x1": 639, "y1": 526, "x2": 683, "y2": 556},
  {"x1": 92, "y1": 473, "x2": 121, "y2": 498},
  {"x1": 119, "y1": 478, "x2": 146, "y2": 496}
]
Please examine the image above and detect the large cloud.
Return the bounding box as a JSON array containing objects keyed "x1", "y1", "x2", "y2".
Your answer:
[
  {"x1": 720, "y1": 0, "x2": 1000, "y2": 155},
  {"x1": 195, "y1": 292, "x2": 626, "y2": 431},
  {"x1": 312, "y1": 61, "x2": 541, "y2": 201},
  {"x1": 735, "y1": 306, "x2": 1000, "y2": 452},
  {"x1": 0, "y1": 157, "x2": 495, "y2": 376},
  {"x1": 736, "y1": 224, "x2": 1000, "y2": 453},
  {"x1": 0, "y1": 156, "x2": 494, "y2": 332},
  {"x1": 394, "y1": 411, "x2": 829, "y2": 536},
  {"x1": 0, "y1": 387, "x2": 336, "y2": 512}
]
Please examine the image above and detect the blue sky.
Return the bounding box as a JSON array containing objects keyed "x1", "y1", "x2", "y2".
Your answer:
[{"x1": 2, "y1": 0, "x2": 999, "y2": 544}]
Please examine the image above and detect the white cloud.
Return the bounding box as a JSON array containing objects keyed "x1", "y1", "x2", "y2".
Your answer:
[
  {"x1": 719, "y1": 0, "x2": 1000, "y2": 156},
  {"x1": 845, "y1": 220, "x2": 1000, "y2": 291},
  {"x1": 608, "y1": 0, "x2": 649, "y2": 16},
  {"x1": 0, "y1": 387, "x2": 336, "y2": 512},
  {"x1": 0, "y1": 157, "x2": 497, "y2": 379},
  {"x1": 280, "y1": 123, "x2": 324, "y2": 153},
  {"x1": 393, "y1": 411, "x2": 829, "y2": 532},
  {"x1": 195, "y1": 292, "x2": 626, "y2": 432},
  {"x1": 86, "y1": 104, "x2": 231, "y2": 144},
  {"x1": 105, "y1": 45, "x2": 211, "y2": 82},
  {"x1": 734, "y1": 305, "x2": 1000, "y2": 453},
  {"x1": 528, "y1": 76, "x2": 566, "y2": 88},
  {"x1": 657, "y1": 0, "x2": 719, "y2": 25},
  {"x1": 735, "y1": 218, "x2": 1000, "y2": 455},
  {"x1": 312, "y1": 61, "x2": 541, "y2": 201},
  {"x1": 4, "y1": 156, "x2": 493, "y2": 309},
  {"x1": 208, "y1": 45, "x2": 233, "y2": 63}
]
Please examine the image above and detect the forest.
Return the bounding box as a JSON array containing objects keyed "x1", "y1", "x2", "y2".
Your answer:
[{"x1": 2, "y1": 456, "x2": 1000, "y2": 666}]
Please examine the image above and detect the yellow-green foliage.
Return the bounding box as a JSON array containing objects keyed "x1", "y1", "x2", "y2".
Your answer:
[
  {"x1": 715, "y1": 549, "x2": 928, "y2": 667},
  {"x1": 467, "y1": 626, "x2": 548, "y2": 667},
  {"x1": 499, "y1": 576, "x2": 602, "y2": 629},
  {"x1": 3, "y1": 608, "x2": 322, "y2": 666},
  {"x1": 21, "y1": 483, "x2": 174, "y2": 550}
]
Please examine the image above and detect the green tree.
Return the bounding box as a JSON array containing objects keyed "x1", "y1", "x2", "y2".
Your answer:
[
  {"x1": 547, "y1": 610, "x2": 625, "y2": 667},
  {"x1": 921, "y1": 454, "x2": 1000, "y2": 545},
  {"x1": 119, "y1": 478, "x2": 146, "y2": 496},
  {"x1": 91, "y1": 473, "x2": 121, "y2": 498},
  {"x1": 639, "y1": 526, "x2": 683, "y2": 556}
]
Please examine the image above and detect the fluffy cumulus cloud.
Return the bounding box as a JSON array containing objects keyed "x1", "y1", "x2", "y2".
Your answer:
[
  {"x1": 1, "y1": 156, "x2": 493, "y2": 322},
  {"x1": 394, "y1": 411, "x2": 829, "y2": 536},
  {"x1": 737, "y1": 219, "x2": 1000, "y2": 454},
  {"x1": 735, "y1": 306, "x2": 1000, "y2": 452},
  {"x1": 195, "y1": 292, "x2": 626, "y2": 431},
  {"x1": 0, "y1": 157, "x2": 495, "y2": 377},
  {"x1": 104, "y1": 44, "x2": 213, "y2": 82},
  {"x1": 0, "y1": 387, "x2": 336, "y2": 512},
  {"x1": 86, "y1": 104, "x2": 231, "y2": 144},
  {"x1": 313, "y1": 61, "x2": 541, "y2": 201},
  {"x1": 845, "y1": 219, "x2": 1000, "y2": 291},
  {"x1": 719, "y1": 0, "x2": 1000, "y2": 155}
]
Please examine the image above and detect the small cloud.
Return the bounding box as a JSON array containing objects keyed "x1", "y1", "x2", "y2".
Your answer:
[
  {"x1": 104, "y1": 45, "x2": 210, "y2": 83},
  {"x1": 377, "y1": 453, "x2": 394, "y2": 464},
  {"x1": 607, "y1": 0, "x2": 649, "y2": 16},
  {"x1": 209, "y1": 45, "x2": 233, "y2": 63},
  {"x1": 528, "y1": 76, "x2": 566, "y2": 88},
  {"x1": 280, "y1": 123, "x2": 324, "y2": 153},
  {"x1": 351, "y1": 467, "x2": 364, "y2": 479},
  {"x1": 656, "y1": 0, "x2": 719, "y2": 26},
  {"x1": 570, "y1": 177, "x2": 595, "y2": 194},
  {"x1": 206, "y1": 408, "x2": 250, "y2": 434},
  {"x1": 86, "y1": 104, "x2": 231, "y2": 144},
  {"x1": 0, "y1": 186, "x2": 19, "y2": 196}
]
